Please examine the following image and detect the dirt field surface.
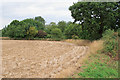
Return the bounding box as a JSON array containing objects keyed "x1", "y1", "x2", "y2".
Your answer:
[{"x1": 1, "y1": 40, "x2": 89, "y2": 78}]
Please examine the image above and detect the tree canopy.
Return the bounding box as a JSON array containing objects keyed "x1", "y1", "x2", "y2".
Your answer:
[
  {"x1": 69, "y1": 2, "x2": 120, "y2": 40},
  {"x1": 2, "y1": 16, "x2": 45, "y2": 39}
]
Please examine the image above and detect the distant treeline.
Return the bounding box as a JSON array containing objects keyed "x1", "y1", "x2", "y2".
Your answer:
[{"x1": 2, "y1": 2, "x2": 120, "y2": 40}]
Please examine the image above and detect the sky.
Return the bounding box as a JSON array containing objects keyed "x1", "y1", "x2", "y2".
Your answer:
[{"x1": 0, "y1": 0, "x2": 78, "y2": 29}]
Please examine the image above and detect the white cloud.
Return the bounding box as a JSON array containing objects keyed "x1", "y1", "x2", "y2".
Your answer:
[
  {"x1": 0, "y1": 18, "x2": 12, "y2": 29},
  {"x1": 12, "y1": 2, "x2": 71, "y2": 16},
  {"x1": 0, "y1": 0, "x2": 78, "y2": 29}
]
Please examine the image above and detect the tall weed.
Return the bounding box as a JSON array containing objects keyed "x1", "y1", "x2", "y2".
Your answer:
[{"x1": 102, "y1": 29, "x2": 118, "y2": 57}]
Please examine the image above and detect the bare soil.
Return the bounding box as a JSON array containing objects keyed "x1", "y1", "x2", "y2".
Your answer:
[{"x1": 1, "y1": 40, "x2": 89, "y2": 78}]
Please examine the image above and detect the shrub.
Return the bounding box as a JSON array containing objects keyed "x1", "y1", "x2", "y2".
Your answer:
[
  {"x1": 46, "y1": 34, "x2": 52, "y2": 38},
  {"x1": 37, "y1": 30, "x2": 47, "y2": 38},
  {"x1": 72, "y1": 35, "x2": 79, "y2": 39},
  {"x1": 102, "y1": 29, "x2": 118, "y2": 57},
  {"x1": 51, "y1": 28, "x2": 63, "y2": 39}
]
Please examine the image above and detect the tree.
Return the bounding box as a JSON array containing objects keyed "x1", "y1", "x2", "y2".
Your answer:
[
  {"x1": 45, "y1": 22, "x2": 58, "y2": 34},
  {"x1": 69, "y1": 2, "x2": 120, "y2": 40},
  {"x1": 35, "y1": 16, "x2": 45, "y2": 30},
  {"x1": 51, "y1": 28, "x2": 63, "y2": 39},
  {"x1": 65, "y1": 23, "x2": 82, "y2": 39},
  {"x1": 3, "y1": 23, "x2": 27, "y2": 39},
  {"x1": 27, "y1": 27, "x2": 38, "y2": 39},
  {"x1": 57, "y1": 21, "x2": 67, "y2": 32},
  {"x1": 23, "y1": 16, "x2": 45, "y2": 30},
  {"x1": 0, "y1": 30, "x2": 2, "y2": 37},
  {"x1": 35, "y1": 16, "x2": 45, "y2": 25},
  {"x1": 10, "y1": 20, "x2": 19, "y2": 26},
  {"x1": 2, "y1": 16, "x2": 46, "y2": 39},
  {"x1": 2, "y1": 26, "x2": 7, "y2": 37},
  {"x1": 50, "y1": 22, "x2": 56, "y2": 26}
]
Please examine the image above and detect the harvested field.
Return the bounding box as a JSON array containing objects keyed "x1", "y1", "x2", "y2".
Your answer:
[{"x1": 1, "y1": 40, "x2": 89, "y2": 78}]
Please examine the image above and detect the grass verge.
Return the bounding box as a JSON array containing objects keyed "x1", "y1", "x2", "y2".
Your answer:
[
  {"x1": 65, "y1": 38, "x2": 118, "y2": 78},
  {"x1": 70, "y1": 52, "x2": 118, "y2": 78}
]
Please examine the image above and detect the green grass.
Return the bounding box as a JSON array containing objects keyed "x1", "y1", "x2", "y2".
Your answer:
[
  {"x1": 77, "y1": 53, "x2": 118, "y2": 78},
  {"x1": 75, "y1": 30, "x2": 119, "y2": 78},
  {"x1": 78, "y1": 62, "x2": 118, "y2": 78}
]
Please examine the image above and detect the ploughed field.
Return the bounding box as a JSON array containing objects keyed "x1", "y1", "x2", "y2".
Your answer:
[{"x1": 2, "y1": 40, "x2": 89, "y2": 78}]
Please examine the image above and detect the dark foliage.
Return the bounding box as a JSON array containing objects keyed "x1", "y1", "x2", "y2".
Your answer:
[
  {"x1": 69, "y1": 2, "x2": 120, "y2": 40},
  {"x1": 36, "y1": 30, "x2": 47, "y2": 38}
]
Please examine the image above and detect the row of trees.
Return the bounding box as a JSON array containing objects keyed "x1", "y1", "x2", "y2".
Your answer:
[
  {"x1": 1, "y1": 18, "x2": 88, "y2": 40},
  {"x1": 2, "y1": 16, "x2": 46, "y2": 39},
  {"x1": 2, "y1": 2, "x2": 120, "y2": 40},
  {"x1": 45, "y1": 21, "x2": 82, "y2": 40}
]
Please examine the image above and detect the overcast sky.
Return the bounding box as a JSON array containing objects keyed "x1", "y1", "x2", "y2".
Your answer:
[{"x1": 0, "y1": 0, "x2": 78, "y2": 29}]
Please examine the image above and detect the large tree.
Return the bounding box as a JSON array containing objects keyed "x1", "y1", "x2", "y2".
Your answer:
[{"x1": 69, "y1": 2, "x2": 120, "y2": 40}]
